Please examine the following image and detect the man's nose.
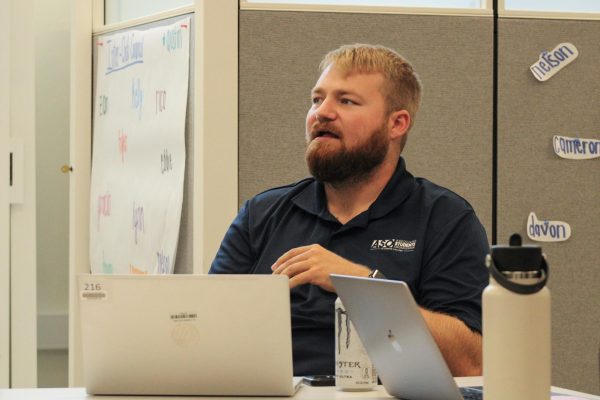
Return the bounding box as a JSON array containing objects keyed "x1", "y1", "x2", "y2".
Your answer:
[{"x1": 314, "y1": 98, "x2": 337, "y2": 121}]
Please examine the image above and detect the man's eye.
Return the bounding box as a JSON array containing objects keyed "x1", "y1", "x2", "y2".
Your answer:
[
  {"x1": 340, "y1": 98, "x2": 356, "y2": 105},
  {"x1": 312, "y1": 97, "x2": 322, "y2": 105}
]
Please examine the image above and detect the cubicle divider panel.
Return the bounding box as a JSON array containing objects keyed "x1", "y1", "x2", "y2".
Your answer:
[
  {"x1": 498, "y1": 18, "x2": 600, "y2": 394},
  {"x1": 239, "y1": 11, "x2": 493, "y2": 237},
  {"x1": 92, "y1": 14, "x2": 194, "y2": 274}
]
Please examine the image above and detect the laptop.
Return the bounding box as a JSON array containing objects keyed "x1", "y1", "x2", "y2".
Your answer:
[
  {"x1": 78, "y1": 273, "x2": 302, "y2": 396},
  {"x1": 330, "y1": 274, "x2": 483, "y2": 400}
]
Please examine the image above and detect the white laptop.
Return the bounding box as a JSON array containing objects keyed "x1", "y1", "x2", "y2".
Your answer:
[
  {"x1": 78, "y1": 273, "x2": 301, "y2": 396},
  {"x1": 330, "y1": 274, "x2": 483, "y2": 400}
]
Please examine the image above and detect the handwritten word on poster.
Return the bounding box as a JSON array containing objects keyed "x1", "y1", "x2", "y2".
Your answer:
[
  {"x1": 553, "y1": 135, "x2": 600, "y2": 159},
  {"x1": 90, "y1": 17, "x2": 190, "y2": 274},
  {"x1": 527, "y1": 212, "x2": 571, "y2": 242},
  {"x1": 530, "y1": 43, "x2": 578, "y2": 82}
]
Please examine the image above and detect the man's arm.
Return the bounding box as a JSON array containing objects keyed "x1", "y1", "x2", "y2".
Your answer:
[
  {"x1": 271, "y1": 244, "x2": 371, "y2": 291},
  {"x1": 209, "y1": 201, "x2": 255, "y2": 274},
  {"x1": 273, "y1": 243, "x2": 484, "y2": 376},
  {"x1": 417, "y1": 208, "x2": 489, "y2": 377},
  {"x1": 420, "y1": 308, "x2": 482, "y2": 377}
]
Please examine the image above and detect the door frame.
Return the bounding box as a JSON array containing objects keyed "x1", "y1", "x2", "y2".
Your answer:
[{"x1": 0, "y1": 0, "x2": 11, "y2": 386}]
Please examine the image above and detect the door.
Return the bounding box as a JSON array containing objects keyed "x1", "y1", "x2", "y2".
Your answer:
[{"x1": 0, "y1": 0, "x2": 38, "y2": 388}]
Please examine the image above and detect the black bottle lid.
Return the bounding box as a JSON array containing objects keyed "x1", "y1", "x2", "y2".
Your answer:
[{"x1": 491, "y1": 233, "x2": 542, "y2": 272}]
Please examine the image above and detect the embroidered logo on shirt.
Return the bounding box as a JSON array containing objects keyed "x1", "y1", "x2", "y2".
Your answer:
[{"x1": 370, "y1": 239, "x2": 416, "y2": 252}]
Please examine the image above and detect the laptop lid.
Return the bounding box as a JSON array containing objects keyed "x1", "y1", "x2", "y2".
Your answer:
[
  {"x1": 330, "y1": 275, "x2": 463, "y2": 400},
  {"x1": 78, "y1": 274, "x2": 297, "y2": 396}
]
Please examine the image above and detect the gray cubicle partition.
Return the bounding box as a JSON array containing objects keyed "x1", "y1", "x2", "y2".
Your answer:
[
  {"x1": 498, "y1": 18, "x2": 600, "y2": 394},
  {"x1": 239, "y1": 11, "x2": 493, "y2": 238},
  {"x1": 240, "y1": 9, "x2": 600, "y2": 395}
]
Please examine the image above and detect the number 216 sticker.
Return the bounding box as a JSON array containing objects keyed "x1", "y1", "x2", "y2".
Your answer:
[{"x1": 80, "y1": 282, "x2": 108, "y2": 300}]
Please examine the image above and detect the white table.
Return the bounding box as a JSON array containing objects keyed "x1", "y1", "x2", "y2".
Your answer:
[{"x1": 0, "y1": 377, "x2": 598, "y2": 399}]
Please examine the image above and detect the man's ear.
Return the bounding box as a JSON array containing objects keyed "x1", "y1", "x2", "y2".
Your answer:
[{"x1": 388, "y1": 110, "x2": 411, "y2": 141}]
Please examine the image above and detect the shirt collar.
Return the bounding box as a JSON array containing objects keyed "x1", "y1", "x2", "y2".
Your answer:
[
  {"x1": 291, "y1": 157, "x2": 416, "y2": 223},
  {"x1": 291, "y1": 176, "x2": 335, "y2": 221}
]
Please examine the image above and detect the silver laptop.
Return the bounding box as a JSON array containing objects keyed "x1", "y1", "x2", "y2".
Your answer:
[
  {"x1": 78, "y1": 274, "x2": 301, "y2": 396},
  {"x1": 330, "y1": 274, "x2": 482, "y2": 400}
]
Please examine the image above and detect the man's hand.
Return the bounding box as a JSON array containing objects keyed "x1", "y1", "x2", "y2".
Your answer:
[{"x1": 271, "y1": 244, "x2": 371, "y2": 291}]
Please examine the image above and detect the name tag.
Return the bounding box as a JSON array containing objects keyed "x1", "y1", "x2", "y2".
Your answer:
[{"x1": 530, "y1": 43, "x2": 578, "y2": 82}]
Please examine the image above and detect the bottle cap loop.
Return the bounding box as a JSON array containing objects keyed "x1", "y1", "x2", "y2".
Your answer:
[{"x1": 486, "y1": 254, "x2": 549, "y2": 294}]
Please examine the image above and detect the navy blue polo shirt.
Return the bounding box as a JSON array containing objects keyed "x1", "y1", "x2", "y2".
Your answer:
[{"x1": 210, "y1": 157, "x2": 489, "y2": 376}]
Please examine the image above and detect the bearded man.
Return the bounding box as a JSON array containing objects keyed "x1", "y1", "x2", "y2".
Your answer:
[{"x1": 210, "y1": 44, "x2": 489, "y2": 378}]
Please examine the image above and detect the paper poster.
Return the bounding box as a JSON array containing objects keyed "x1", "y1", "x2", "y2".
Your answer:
[
  {"x1": 530, "y1": 43, "x2": 578, "y2": 82},
  {"x1": 553, "y1": 135, "x2": 600, "y2": 159},
  {"x1": 527, "y1": 212, "x2": 571, "y2": 242},
  {"x1": 89, "y1": 17, "x2": 191, "y2": 274}
]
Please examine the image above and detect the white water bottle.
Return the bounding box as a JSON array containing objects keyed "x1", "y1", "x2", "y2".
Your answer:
[
  {"x1": 334, "y1": 297, "x2": 377, "y2": 391},
  {"x1": 483, "y1": 234, "x2": 551, "y2": 400}
]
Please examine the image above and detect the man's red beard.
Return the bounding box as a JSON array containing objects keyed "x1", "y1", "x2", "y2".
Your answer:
[{"x1": 305, "y1": 122, "x2": 389, "y2": 186}]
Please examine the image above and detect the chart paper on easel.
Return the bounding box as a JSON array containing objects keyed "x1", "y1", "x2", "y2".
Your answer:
[{"x1": 90, "y1": 17, "x2": 190, "y2": 274}]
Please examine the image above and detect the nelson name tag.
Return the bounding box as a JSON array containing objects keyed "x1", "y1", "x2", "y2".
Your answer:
[{"x1": 530, "y1": 43, "x2": 578, "y2": 82}]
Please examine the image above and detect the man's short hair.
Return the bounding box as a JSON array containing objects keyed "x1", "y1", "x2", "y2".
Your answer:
[{"x1": 319, "y1": 44, "x2": 422, "y2": 133}]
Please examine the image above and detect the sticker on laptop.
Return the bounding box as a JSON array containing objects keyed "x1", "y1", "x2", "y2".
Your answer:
[
  {"x1": 527, "y1": 212, "x2": 571, "y2": 242},
  {"x1": 170, "y1": 312, "x2": 198, "y2": 322},
  {"x1": 553, "y1": 135, "x2": 600, "y2": 159},
  {"x1": 170, "y1": 313, "x2": 201, "y2": 347},
  {"x1": 80, "y1": 281, "x2": 108, "y2": 301},
  {"x1": 530, "y1": 43, "x2": 578, "y2": 82}
]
